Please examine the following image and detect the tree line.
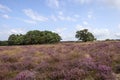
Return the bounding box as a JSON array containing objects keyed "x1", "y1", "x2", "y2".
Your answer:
[
  {"x1": 0, "y1": 30, "x2": 61, "y2": 46},
  {"x1": 0, "y1": 29, "x2": 96, "y2": 46}
]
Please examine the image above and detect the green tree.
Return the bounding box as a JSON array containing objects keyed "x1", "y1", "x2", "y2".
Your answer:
[
  {"x1": 43, "y1": 31, "x2": 61, "y2": 43},
  {"x1": 8, "y1": 34, "x2": 17, "y2": 45},
  {"x1": 8, "y1": 34, "x2": 25, "y2": 45},
  {"x1": 8, "y1": 30, "x2": 61, "y2": 45},
  {"x1": 75, "y1": 29, "x2": 96, "y2": 42},
  {"x1": 15, "y1": 34, "x2": 25, "y2": 45},
  {"x1": 24, "y1": 30, "x2": 41, "y2": 44},
  {"x1": 0, "y1": 41, "x2": 8, "y2": 46},
  {"x1": 24, "y1": 30, "x2": 61, "y2": 44}
]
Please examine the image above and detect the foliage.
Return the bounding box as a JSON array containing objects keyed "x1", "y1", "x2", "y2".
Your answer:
[
  {"x1": 0, "y1": 41, "x2": 8, "y2": 46},
  {"x1": 8, "y1": 30, "x2": 61, "y2": 45},
  {"x1": 75, "y1": 29, "x2": 96, "y2": 42},
  {"x1": 8, "y1": 34, "x2": 24, "y2": 45}
]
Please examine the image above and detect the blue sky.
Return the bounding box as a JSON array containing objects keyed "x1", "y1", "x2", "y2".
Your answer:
[{"x1": 0, "y1": 0, "x2": 120, "y2": 41}]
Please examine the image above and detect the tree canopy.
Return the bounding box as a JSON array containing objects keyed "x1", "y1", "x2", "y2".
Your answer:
[
  {"x1": 8, "y1": 30, "x2": 61, "y2": 45},
  {"x1": 75, "y1": 29, "x2": 96, "y2": 42}
]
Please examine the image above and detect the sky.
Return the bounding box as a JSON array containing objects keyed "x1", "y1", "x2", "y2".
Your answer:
[{"x1": 0, "y1": 0, "x2": 120, "y2": 41}]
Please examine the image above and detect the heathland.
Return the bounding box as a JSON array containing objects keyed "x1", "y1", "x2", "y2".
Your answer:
[{"x1": 0, "y1": 41, "x2": 120, "y2": 80}]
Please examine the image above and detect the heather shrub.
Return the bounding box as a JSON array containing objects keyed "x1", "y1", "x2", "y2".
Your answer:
[
  {"x1": 95, "y1": 64, "x2": 115, "y2": 80},
  {"x1": 80, "y1": 58, "x2": 115, "y2": 80},
  {"x1": 114, "y1": 64, "x2": 120, "y2": 74},
  {"x1": 14, "y1": 70, "x2": 36, "y2": 80},
  {"x1": 0, "y1": 54, "x2": 18, "y2": 63}
]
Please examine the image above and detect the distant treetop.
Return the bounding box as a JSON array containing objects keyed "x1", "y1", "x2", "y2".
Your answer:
[{"x1": 75, "y1": 29, "x2": 96, "y2": 42}]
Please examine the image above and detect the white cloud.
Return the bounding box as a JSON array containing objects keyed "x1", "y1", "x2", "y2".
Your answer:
[
  {"x1": 0, "y1": 25, "x2": 27, "y2": 40},
  {"x1": 23, "y1": 20, "x2": 37, "y2": 24},
  {"x1": 1, "y1": 28, "x2": 26, "y2": 39},
  {"x1": 70, "y1": 0, "x2": 120, "y2": 9},
  {"x1": 118, "y1": 24, "x2": 120, "y2": 29},
  {"x1": 10, "y1": 28, "x2": 26, "y2": 34},
  {"x1": 83, "y1": 21, "x2": 88, "y2": 25},
  {"x1": 58, "y1": 11, "x2": 63, "y2": 15},
  {"x1": 115, "y1": 33, "x2": 120, "y2": 37},
  {"x1": 75, "y1": 24, "x2": 89, "y2": 30},
  {"x1": 46, "y1": 0, "x2": 59, "y2": 8},
  {"x1": 71, "y1": 0, "x2": 93, "y2": 4},
  {"x1": 57, "y1": 12, "x2": 77, "y2": 21},
  {"x1": 75, "y1": 24, "x2": 115, "y2": 40},
  {"x1": 114, "y1": 24, "x2": 120, "y2": 38},
  {"x1": 88, "y1": 14, "x2": 92, "y2": 19},
  {"x1": 74, "y1": 14, "x2": 81, "y2": 18},
  {"x1": 62, "y1": 34, "x2": 76, "y2": 41},
  {"x1": 58, "y1": 15, "x2": 76, "y2": 21},
  {"x1": 54, "y1": 27, "x2": 67, "y2": 33},
  {"x1": 53, "y1": 27, "x2": 71, "y2": 41},
  {"x1": 87, "y1": 10, "x2": 93, "y2": 19},
  {"x1": 0, "y1": 4, "x2": 12, "y2": 13},
  {"x1": 0, "y1": 4, "x2": 11, "y2": 19},
  {"x1": 0, "y1": 14, "x2": 10, "y2": 19},
  {"x1": 58, "y1": 15, "x2": 65, "y2": 20},
  {"x1": 101, "y1": 0, "x2": 120, "y2": 9},
  {"x1": 66, "y1": 16, "x2": 77, "y2": 21},
  {"x1": 50, "y1": 11, "x2": 77, "y2": 22},
  {"x1": 51, "y1": 15, "x2": 57, "y2": 21},
  {"x1": 53, "y1": 27, "x2": 77, "y2": 41},
  {"x1": 80, "y1": 0, "x2": 93, "y2": 4},
  {"x1": 23, "y1": 9, "x2": 48, "y2": 22},
  {"x1": 92, "y1": 28, "x2": 111, "y2": 40}
]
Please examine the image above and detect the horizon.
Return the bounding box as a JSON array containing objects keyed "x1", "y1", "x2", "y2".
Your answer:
[{"x1": 0, "y1": 0, "x2": 120, "y2": 41}]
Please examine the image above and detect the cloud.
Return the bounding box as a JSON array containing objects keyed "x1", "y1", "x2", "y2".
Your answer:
[
  {"x1": 74, "y1": 14, "x2": 81, "y2": 18},
  {"x1": 75, "y1": 24, "x2": 114, "y2": 40},
  {"x1": 57, "y1": 11, "x2": 77, "y2": 21},
  {"x1": 75, "y1": 24, "x2": 89, "y2": 30},
  {"x1": 115, "y1": 24, "x2": 120, "y2": 38},
  {"x1": 102, "y1": 0, "x2": 120, "y2": 9},
  {"x1": 83, "y1": 21, "x2": 88, "y2": 25},
  {"x1": 75, "y1": 25, "x2": 84, "y2": 30},
  {"x1": 46, "y1": 0, "x2": 59, "y2": 8},
  {"x1": 23, "y1": 9, "x2": 48, "y2": 22},
  {"x1": 115, "y1": 33, "x2": 120, "y2": 37},
  {"x1": 54, "y1": 27, "x2": 67, "y2": 33},
  {"x1": 58, "y1": 11, "x2": 63, "y2": 15},
  {"x1": 10, "y1": 29, "x2": 26, "y2": 34},
  {"x1": 118, "y1": 24, "x2": 120, "y2": 29},
  {"x1": 50, "y1": 11, "x2": 78, "y2": 22},
  {"x1": 88, "y1": 14, "x2": 92, "y2": 19},
  {"x1": 0, "y1": 4, "x2": 11, "y2": 19},
  {"x1": 23, "y1": 20, "x2": 37, "y2": 24},
  {"x1": 53, "y1": 27, "x2": 76, "y2": 41},
  {"x1": 92, "y1": 28, "x2": 111, "y2": 40},
  {"x1": 69, "y1": 0, "x2": 120, "y2": 9},
  {"x1": 51, "y1": 15, "x2": 57, "y2": 21},
  {"x1": 58, "y1": 15, "x2": 76, "y2": 21},
  {"x1": 70, "y1": 0, "x2": 93, "y2": 5},
  {"x1": 0, "y1": 14, "x2": 10, "y2": 19},
  {"x1": 0, "y1": 4, "x2": 12, "y2": 13},
  {"x1": 0, "y1": 25, "x2": 26, "y2": 40}
]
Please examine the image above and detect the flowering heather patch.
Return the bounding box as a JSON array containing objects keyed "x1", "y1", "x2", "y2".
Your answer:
[
  {"x1": 0, "y1": 41, "x2": 120, "y2": 80},
  {"x1": 14, "y1": 70, "x2": 36, "y2": 80}
]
